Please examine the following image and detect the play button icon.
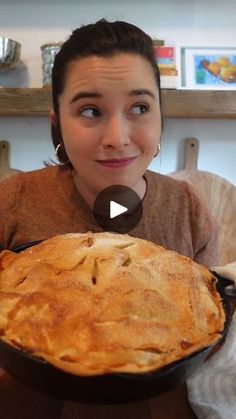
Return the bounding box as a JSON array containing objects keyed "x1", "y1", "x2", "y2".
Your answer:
[
  {"x1": 93, "y1": 185, "x2": 143, "y2": 233},
  {"x1": 110, "y1": 201, "x2": 128, "y2": 219}
]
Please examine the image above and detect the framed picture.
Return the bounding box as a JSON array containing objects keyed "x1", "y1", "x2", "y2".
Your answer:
[{"x1": 178, "y1": 47, "x2": 236, "y2": 89}]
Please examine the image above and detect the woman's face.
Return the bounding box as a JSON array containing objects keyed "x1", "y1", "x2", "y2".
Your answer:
[{"x1": 53, "y1": 53, "x2": 161, "y2": 198}]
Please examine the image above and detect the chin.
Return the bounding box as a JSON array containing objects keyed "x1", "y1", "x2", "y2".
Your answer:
[{"x1": 108, "y1": 176, "x2": 135, "y2": 187}]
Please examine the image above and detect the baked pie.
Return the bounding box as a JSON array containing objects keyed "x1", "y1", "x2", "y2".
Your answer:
[{"x1": 0, "y1": 232, "x2": 225, "y2": 376}]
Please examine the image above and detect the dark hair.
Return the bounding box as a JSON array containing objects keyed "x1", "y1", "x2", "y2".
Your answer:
[{"x1": 51, "y1": 19, "x2": 161, "y2": 149}]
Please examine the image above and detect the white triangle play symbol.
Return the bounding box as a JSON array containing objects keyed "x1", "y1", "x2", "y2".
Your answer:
[{"x1": 110, "y1": 200, "x2": 128, "y2": 219}]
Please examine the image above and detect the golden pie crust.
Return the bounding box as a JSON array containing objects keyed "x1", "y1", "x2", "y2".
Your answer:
[{"x1": 0, "y1": 232, "x2": 225, "y2": 376}]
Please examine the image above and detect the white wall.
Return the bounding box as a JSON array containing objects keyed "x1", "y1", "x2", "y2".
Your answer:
[{"x1": 0, "y1": 0, "x2": 236, "y2": 184}]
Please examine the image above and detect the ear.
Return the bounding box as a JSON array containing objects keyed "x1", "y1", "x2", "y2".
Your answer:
[
  {"x1": 50, "y1": 110, "x2": 62, "y2": 148},
  {"x1": 49, "y1": 109, "x2": 57, "y2": 127}
]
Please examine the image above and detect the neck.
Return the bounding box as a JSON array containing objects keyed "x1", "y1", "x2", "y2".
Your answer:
[{"x1": 72, "y1": 172, "x2": 147, "y2": 210}]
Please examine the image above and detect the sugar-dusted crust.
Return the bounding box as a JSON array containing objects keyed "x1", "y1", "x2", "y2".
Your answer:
[{"x1": 0, "y1": 232, "x2": 225, "y2": 375}]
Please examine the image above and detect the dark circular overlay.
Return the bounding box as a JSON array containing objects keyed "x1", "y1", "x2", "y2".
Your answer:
[{"x1": 93, "y1": 185, "x2": 143, "y2": 234}]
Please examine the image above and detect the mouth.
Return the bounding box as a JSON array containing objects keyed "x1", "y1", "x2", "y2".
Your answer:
[{"x1": 95, "y1": 157, "x2": 138, "y2": 168}]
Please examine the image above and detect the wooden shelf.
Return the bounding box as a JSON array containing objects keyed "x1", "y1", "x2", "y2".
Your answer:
[
  {"x1": 0, "y1": 88, "x2": 236, "y2": 119},
  {"x1": 0, "y1": 88, "x2": 51, "y2": 117}
]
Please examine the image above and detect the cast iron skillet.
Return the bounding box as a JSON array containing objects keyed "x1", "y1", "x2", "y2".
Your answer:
[{"x1": 0, "y1": 242, "x2": 235, "y2": 404}]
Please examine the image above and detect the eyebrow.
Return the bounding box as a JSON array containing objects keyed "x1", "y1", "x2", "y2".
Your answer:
[
  {"x1": 69, "y1": 88, "x2": 156, "y2": 104},
  {"x1": 70, "y1": 91, "x2": 102, "y2": 104},
  {"x1": 129, "y1": 89, "x2": 156, "y2": 100}
]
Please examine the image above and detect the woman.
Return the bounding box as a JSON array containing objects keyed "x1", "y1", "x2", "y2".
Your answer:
[{"x1": 0, "y1": 19, "x2": 218, "y2": 418}]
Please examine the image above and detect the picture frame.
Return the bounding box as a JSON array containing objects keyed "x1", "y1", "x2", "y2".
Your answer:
[{"x1": 178, "y1": 47, "x2": 236, "y2": 90}]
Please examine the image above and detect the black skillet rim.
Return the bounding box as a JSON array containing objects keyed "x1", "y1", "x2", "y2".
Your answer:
[{"x1": 0, "y1": 242, "x2": 233, "y2": 403}]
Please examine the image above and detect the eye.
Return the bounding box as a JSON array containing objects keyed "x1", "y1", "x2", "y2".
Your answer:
[
  {"x1": 130, "y1": 103, "x2": 150, "y2": 115},
  {"x1": 80, "y1": 106, "x2": 101, "y2": 118}
]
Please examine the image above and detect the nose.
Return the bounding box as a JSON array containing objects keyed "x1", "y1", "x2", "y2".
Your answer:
[{"x1": 101, "y1": 115, "x2": 130, "y2": 149}]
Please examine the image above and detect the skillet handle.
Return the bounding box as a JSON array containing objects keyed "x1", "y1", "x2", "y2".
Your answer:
[
  {"x1": 206, "y1": 272, "x2": 236, "y2": 361},
  {"x1": 224, "y1": 284, "x2": 236, "y2": 298},
  {"x1": 212, "y1": 271, "x2": 236, "y2": 307}
]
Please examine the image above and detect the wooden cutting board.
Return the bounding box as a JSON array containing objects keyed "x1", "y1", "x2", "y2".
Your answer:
[
  {"x1": 0, "y1": 140, "x2": 21, "y2": 181},
  {"x1": 169, "y1": 138, "x2": 236, "y2": 265}
]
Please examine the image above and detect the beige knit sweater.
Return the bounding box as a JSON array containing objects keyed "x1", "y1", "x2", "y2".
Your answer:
[
  {"x1": 0, "y1": 165, "x2": 218, "y2": 267},
  {"x1": 0, "y1": 165, "x2": 218, "y2": 417}
]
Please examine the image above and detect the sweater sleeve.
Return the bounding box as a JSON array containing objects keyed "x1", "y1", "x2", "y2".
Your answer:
[
  {"x1": 185, "y1": 182, "x2": 219, "y2": 268},
  {"x1": 193, "y1": 225, "x2": 218, "y2": 268},
  {"x1": 0, "y1": 175, "x2": 21, "y2": 250}
]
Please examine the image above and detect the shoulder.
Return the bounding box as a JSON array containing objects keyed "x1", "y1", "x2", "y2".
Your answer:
[
  {"x1": 15, "y1": 165, "x2": 61, "y2": 184},
  {"x1": 145, "y1": 169, "x2": 216, "y2": 229},
  {"x1": 0, "y1": 166, "x2": 71, "y2": 208},
  {"x1": 145, "y1": 169, "x2": 199, "y2": 201},
  {"x1": 145, "y1": 169, "x2": 188, "y2": 188},
  {"x1": 144, "y1": 170, "x2": 218, "y2": 266},
  {"x1": 0, "y1": 165, "x2": 55, "y2": 185},
  {"x1": 0, "y1": 165, "x2": 70, "y2": 190}
]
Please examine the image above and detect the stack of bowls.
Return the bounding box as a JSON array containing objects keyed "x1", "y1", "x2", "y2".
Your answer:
[
  {"x1": 40, "y1": 42, "x2": 62, "y2": 86},
  {"x1": 0, "y1": 37, "x2": 21, "y2": 70}
]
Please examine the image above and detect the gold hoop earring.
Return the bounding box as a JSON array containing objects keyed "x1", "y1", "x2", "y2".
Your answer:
[
  {"x1": 154, "y1": 144, "x2": 161, "y2": 158},
  {"x1": 55, "y1": 144, "x2": 70, "y2": 165}
]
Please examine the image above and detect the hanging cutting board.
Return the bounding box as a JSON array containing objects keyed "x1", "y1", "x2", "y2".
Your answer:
[
  {"x1": 169, "y1": 138, "x2": 236, "y2": 265},
  {"x1": 0, "y1": 140, "x2": 21, "y2": 181}
]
